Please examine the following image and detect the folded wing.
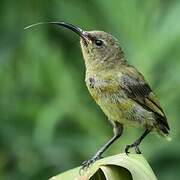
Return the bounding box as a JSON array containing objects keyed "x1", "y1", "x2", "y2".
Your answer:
[{"x1": 120, "y1": 66, "x2": 170, "y2": 134}]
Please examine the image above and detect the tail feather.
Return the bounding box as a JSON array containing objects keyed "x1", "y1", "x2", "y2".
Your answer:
[
  {"x1": 159, "y1": 124, "x2": 171, "y2": 141},
  {"x1": 155, "y1": 113, "x2": 170, "y2": 131},
  {"x1": 155, "y1": 113, "x2": 171, "y2": 141},
  {"x1": 159, "y1": 124, "x2": 169, "y2": 135}
]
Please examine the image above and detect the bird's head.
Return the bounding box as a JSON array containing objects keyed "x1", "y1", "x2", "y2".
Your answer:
[
  {"x1": 80, "y1": 30, "x2": 126, "y2": 70},
  {"x1": 25, "y1": 21, "x2": 126, "y2": 71}
]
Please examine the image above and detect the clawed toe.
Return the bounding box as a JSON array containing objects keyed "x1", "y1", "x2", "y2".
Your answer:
[
  {"x1": 134, "y1": 145, "x2": 141, "y2": 154},
  {"x1": 81, "y1": 159, "x2": 94, "y2": 170},
  {"x1": 80, "y1": 154, "x2": 103, "y2": 172},
  {"x1": 125, "y1": 143, "x2": 142, "y2": 155},
  {"x1": 125, "y1": 145, "x2": 131, "y2": 155}
]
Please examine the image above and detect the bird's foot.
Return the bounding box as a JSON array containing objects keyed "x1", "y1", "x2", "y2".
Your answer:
[
  {"x1": 80, "y1": 154, "x2": 103, "y2": 172},
  {"x1": 125, "y1": 142, "x2": 141, "y2": 155}
]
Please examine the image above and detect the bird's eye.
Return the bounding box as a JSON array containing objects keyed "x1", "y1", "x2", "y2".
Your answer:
[{"x1": 95, "y1": 39, "x2": 103, "y2": 46}]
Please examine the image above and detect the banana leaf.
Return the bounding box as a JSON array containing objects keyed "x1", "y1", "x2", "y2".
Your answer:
[{"x1": 49, "y1": 153, "x2": 157, "y2": 180}]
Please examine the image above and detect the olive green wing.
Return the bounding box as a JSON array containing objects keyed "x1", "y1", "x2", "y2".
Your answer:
[{"x1": 120, "y1": 67, "x2": 170, "y2": 133}]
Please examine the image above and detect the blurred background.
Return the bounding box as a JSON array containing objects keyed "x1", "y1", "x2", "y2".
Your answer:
[{"x1": 0, "y1": 0, "x2": 180, "y2": 179}]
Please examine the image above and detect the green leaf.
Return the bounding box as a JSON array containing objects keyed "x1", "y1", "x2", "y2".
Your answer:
[{"x1": 49, "y1": 153, "x2": 157, "y2": 180}]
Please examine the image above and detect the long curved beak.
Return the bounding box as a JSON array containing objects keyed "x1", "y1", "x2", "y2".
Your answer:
[{"x1": 25, "y1": 21, "x2": 89, "y2": 43}]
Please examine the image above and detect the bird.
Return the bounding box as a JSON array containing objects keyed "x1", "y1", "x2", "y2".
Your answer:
[{"x1": 25, "y1": 21, "x2": 171, "y2": 170}]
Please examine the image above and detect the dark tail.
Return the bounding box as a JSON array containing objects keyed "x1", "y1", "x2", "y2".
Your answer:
[
  {"x1": 155, "y1": 113, "x2": 169, "y2": 132},
  {"x1": 155, "y1": 113, "x2": 171, "y2": 141}
]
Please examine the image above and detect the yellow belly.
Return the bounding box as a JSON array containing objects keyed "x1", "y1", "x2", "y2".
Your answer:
[
  {"x1": 88, "y1": 84, "x2": 133, "y2": 123},
  {"x1": 97, "y1": 94, "x2": 134, "y2": 123}
]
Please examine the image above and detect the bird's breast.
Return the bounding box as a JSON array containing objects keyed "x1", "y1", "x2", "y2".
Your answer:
[
  {"x1": 85, "y1": 74, "x2": 121, "y2": 102},
  {"x1": 85, "y1": 74, "x2": 130, "y2": 122}
]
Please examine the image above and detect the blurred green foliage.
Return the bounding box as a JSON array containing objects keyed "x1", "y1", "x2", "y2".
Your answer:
[{"x1": 0, "y1": 0, "x2": 180, "y2": 179}]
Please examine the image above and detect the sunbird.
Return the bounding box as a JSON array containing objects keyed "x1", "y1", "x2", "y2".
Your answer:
[{"x1": 25, "y1": 22, "x2": 171, "y2": 169}]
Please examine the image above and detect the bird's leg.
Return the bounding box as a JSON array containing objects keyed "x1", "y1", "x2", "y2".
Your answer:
[
  {"x1": 125, "y1": 129, "x2": 150, "y2": 154},
  {"x1": 81, "y1": 122, "x2": 123, "y2": 170}
]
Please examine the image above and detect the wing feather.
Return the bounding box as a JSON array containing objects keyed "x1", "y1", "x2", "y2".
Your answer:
[{"x1": 120, "y1": 66, "x2": 170, "y2": 132}]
